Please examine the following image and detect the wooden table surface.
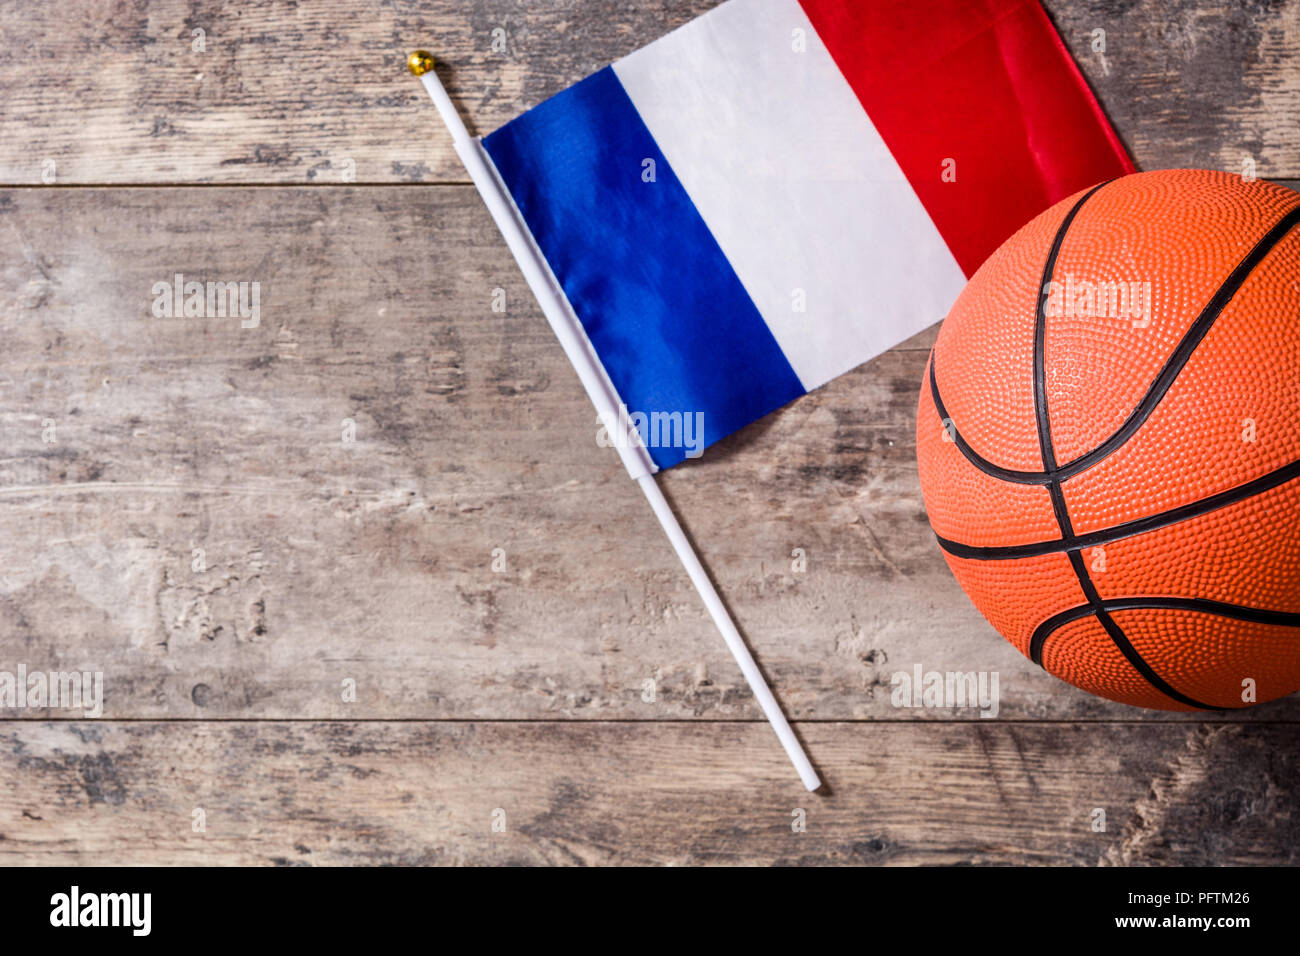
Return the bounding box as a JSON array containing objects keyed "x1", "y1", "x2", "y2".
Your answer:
[{"x1": 2, "y1": 0, "x2": 1298, "y2": 866}]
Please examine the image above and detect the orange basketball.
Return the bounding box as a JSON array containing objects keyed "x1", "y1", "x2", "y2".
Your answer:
[{"x1": 917, "y1": 169, "x2": 1300, "y2": 711}]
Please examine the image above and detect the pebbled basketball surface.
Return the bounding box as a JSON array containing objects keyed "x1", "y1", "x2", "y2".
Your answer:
[{"x1": 917, "y1": 169, "x2": 1300, "y2": 711}]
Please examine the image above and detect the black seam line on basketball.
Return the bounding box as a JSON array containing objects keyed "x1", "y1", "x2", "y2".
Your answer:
[
  {"x1": 1031, "y1": 183, "x2": 1215, "y2": 711},
  {"x1": 1035, "y1": 190, "x2": 1100, "y2": 577},
  {"x1": 1052, "y1": 553, "x2": 1224, "y2": 710},
  {"x1": 929, "y1": 201, "x2": 1300, "y2": 486},
  {"x1": 1029, "y1": 596, "x2": 1300, "y2": 666},
  {"x1": 933, "y1": 453, "x2": 1300, "y2": 560},
  {"x1": 1034, "y1": 185, "x2": 1108, "y2": 472},
  {"x1": 928, "y1": 353, "x2": 1053, "y2": 483},
  {"x1": 926, "y1": 181, "x2": 1111, "y2": 486}
]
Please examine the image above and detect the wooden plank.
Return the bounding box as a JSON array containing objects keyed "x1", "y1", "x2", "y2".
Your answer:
[
  {"x1": 0, "y1": 720, "x2": 1293, "y2": 865},
  {"x1": 5, "y1": 185, "x2": 1294, "y2": 722},
  {"x1": 2, "y1": 0, "x2": 1298, "y2": 184}
]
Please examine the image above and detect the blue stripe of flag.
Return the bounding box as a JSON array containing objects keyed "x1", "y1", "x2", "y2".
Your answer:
[{"x1": 482, "y1": 66, "x2": 805, "y2": 469}]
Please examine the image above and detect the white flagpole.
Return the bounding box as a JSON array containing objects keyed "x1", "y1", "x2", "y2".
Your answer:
[{"x1": 410, "y1": 52, "x2": 820, "y2": 792}]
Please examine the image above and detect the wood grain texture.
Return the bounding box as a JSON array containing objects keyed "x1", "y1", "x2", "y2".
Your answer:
[
  {"x1": 2, "y1": 721, "x2": 1295, "y2": 865},
  {"x1": 2, "y1": 0, "x2": 1300, "y2": 183},
  {"x1": 0, "y1": 183, "x2": 986, "y2": 721},
  {"x1": 4, "y1": 184, "x2": 1297, "y2": 724}
]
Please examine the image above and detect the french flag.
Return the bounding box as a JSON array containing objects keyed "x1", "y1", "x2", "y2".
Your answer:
[
  {"x1": 479, "y1": 0, "x2": 1135, "y2": 470},
  {"x1": 414, "y1": 0, "x2": 1134, "y2": 789}
]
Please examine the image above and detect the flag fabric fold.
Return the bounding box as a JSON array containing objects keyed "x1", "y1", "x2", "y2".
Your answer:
[{"x1": 481, "y1": 0, "x2": 1134, "y2": 470}]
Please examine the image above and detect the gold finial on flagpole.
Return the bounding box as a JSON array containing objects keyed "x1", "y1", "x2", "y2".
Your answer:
[{"x1": 407, "y1": 50, "x2": 435, "y2": 76}]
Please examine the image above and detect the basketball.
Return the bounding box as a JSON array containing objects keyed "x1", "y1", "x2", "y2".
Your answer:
[{"x1": 917, "y1": 169, "x2": 1300, "y2": 711}]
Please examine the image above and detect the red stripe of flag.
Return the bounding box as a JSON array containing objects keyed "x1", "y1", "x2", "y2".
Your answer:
[{"x1": 799, "y1": 0, "x2": 1135, "y2": 276}]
